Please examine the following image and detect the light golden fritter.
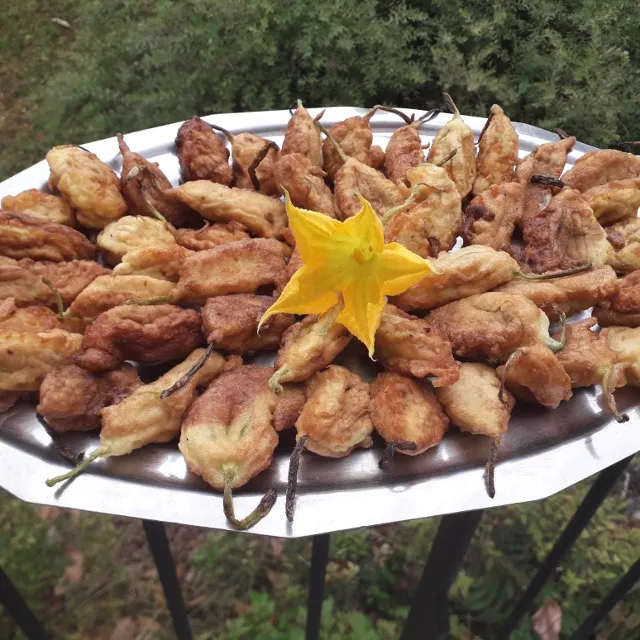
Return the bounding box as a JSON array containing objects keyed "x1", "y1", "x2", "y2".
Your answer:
[
  {"x1": 375, "y1": 304, "x2": 460, "y2": 387},
  {"x1": 472, "y1": 104, "x2": 519, "y2": 196},
  {"x1": 46, "y1": 145, "x2": 127, "y2": 229},
  {"x1": 602, "y1": 326, "x2": 640, "y2": 386},
  {"x1": 296, "y1": 365, "x2": 373, "y2": 458},
  {"x1": 435, "y1": 362, "x2": 514, "y2": 442},
  {"x1": 113, "y1": 245, "x2": 194, "y2": 282},
  {"x1": 370, "y1": 372, "x2": 449, "y2": 455},
  {"x1": 495, "y1": 265, "x2": 617, "y2": 319},
  {"x1": 0, "y1": 298, "x2": 83, "y2": 334},
  {"x1": 231, "y1": 132, "x2": 279, "y2": 195},
  {"x1": 202, "y1": 294, "x2": 295, "y2": 354},
  {"x1": 395, "y1": 246, "x2": 519, "y2": 312},
  {"x1": 175, "y1": 117, "x2": 233, "y2": 185},
  {"x1": 1, "y1": 189, "x2": 76, "y2": 227},
  {"x1": 37, "y1": 364, "x2": 141, "y2": 432},
  {"x1": 69, "y1": 275, "x2": 174, "y2": 319},
  {"x1": 169, "y1": 180, "x2": 287, "y2": 239},
  {"x1": 561, "y1": 149, "x2": 640, "y2": 192},
  {"x1": 605, "y1": 218, "x2": 640, "y2": 273},
  {"x1": 383, "y1": 120, "x2": 426, "y2": 185},
  {"x1": 0, "y1": 329, "x2": 83, "y2": 392},
  {"x1": 0, "y1": 257, "x2": 108, "y2": 308},
  {"x1": 97, "y1": 215, "x2": 176, "y2": 265},
  {"x1": 100, "y1": 348, "x2": 240, "y2": 456},
  {"x1": 0, "y1": 211, "x2": 95, "y2": 262},
  {"x1": 593, "y1": 270, "x2": 640, "y2": 327},
  {"x1": 179, "y1": 365, "x2": 279, "y2": 489},
  {"x1": 174, "y1": 221, "x2": 249, "y2": 251},
  {"x1": 582, "y1": 179, "x2": 640, "y2": 225},
  {"x1": 175, "y1": 238, "x2": 290, "y2": 305},
  {"x1": 281, "y1": 102, "x2": 323, "y2": 168},
  {"x1": 74, "y1": 304, "x2": 203, "y2": 372},
  {"x1": 463, "y1": 182, "x2": 523, "y2": 251}
]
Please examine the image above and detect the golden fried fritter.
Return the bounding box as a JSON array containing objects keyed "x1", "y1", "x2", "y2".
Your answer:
[
  {"x1": 582, "y1": 179, "x2": 640, "y2": 225},
  {"x1": 113, "y1": 245, "x2": 194, "y2": 282},
  {"x1": 605, "y1": 218, "x2": 640, "y2": 273},
  {"x1": 37, "y1": 364, "x2": 141, "y2": 432},
  {"x1": 97, "y1": 215, "x2": 176, "y2": 265},
  {"x1": 395, "y1": 246, "x2": 518, "y2": 312},
  {"x1": 274, "y1": 246, "x2": 304, "y2": 295},
  {"x1": 0, "y1": 329, "x2": 82, "y2": 391},
  {"x1": 371, "y1": 372, "x2": 448, "y2": 455},
  {"x1": 602, "y1": 326, "x2": 640, "y2": 386},
  {"x1": 202, "y1": 294, "x2": 295, "y2": 354},
  {"x1": 274, "y1": 153, "x2": 336, "y2": 217},
  {"x1": 0, "y1": 298, "x2": 83, "y2": 334},
  {"x1": 375, "y1": 304, "x2": 460, "y2": 386},
  {"x1": 0, "y1": 257, "x2": 108, "y2": 308},
  {"x1": 463, "y1": 182, "x2": 523, "y2": 251},
  {"x1": 46, "y1": 145, "x2": 127, "y2": 229},
  {"x1": 281, "y1": 102, "x2": 323, "y2": 168},
  {"x1": 1, "y1": 189, "x2": 76, "y2": 227},
  {"x1": 175, "y1": 238, "x2": 290, "y2": 305},
  {"x1": 495, "y1": 265, "x2": 617, "y2": 319},
  {"x1": 0, "y1": 211, "x2": 95, "y2": 262},
  {"x1": 435, "y1": 362, "x2": 514, "y2": 441},
  {"x1": 472, "y1": 104, "x2": 518, "y2": 196},
  {"x1": 117, "y1": 133, "x2": 191, "y2": 226},
  {"x1": 296, "y1": 365, "x2": 373, "y2": 458},
  {"x1": 175, "y1": 117, "x2": 233, "y2": 185},
  {"x1": 169, "y1": 180, "x2": 287, "y2": 238},
  {"x1": 384, "y1": 121, "x2": 426, "y2": 185},
  {"x1": 561, "y1": 149, "x2": 640, "y2": 192},
  {"x1": 74, "y1": 304, "x2": 203, "y2": 372},
  {"x1": 273, "y1": 384, "x2": 306, "y2": 432},
  {"x1": 231, "y1": 132, "x2": 280, "y2": 195},
  {"x1": 593, "y1": 270, "x2": 640, "y2": 327},
  {"x1": 174, "y1": 221, "x2": 249, "y2": 251},
  {"x1": 69, "y1": 275, "x2": 174, "y2": 319}
]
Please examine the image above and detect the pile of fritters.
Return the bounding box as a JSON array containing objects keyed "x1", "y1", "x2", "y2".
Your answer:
[{"x1": 2, "y1": 100, "x2": 640, "y2": 529}]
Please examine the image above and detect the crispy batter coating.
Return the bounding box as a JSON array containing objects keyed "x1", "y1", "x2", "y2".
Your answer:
[
  {"x1": 97, "y1": 215, "x2": 176, "y2": 265},
  {"x1": 384, "y1": 121, "x2": 425, "y2": 184},
  {"x1": 175, "y1": 117, "x2": 232, "y2": 185},
  {"x1": 602, "y1": 326, "x2": 640, "y2": 386},
  {"x1": 593, "y1": 270, "x2": 640, "y2": 327},
  {"x1": 472, "y1": 104, "x2": 518, "y2": 196},
  {"x1": 37, "y1": 364, "x2": 141, "y2": 432},
  {"x1": 395, "y1": 246, "x2": 518, "y2": 312},
  {"x1": 74, "y1": 304, "x2": 203, "y2": 372},
  {"x1": 561, "y1": 149, "x2": 640, "y2": 192},
  {"x1": 427, "y1": 292, "x2": 556, "y2": 363},
  {"x1": 605, "y1": 218, "x2": 640, "y2": 273},
  {"x1": 495, "y1": 265, "x2": 617, "y2": 319},
  {"x1": 274, "y1": 304, "x2": 351, "y2": 385},
  {"x1": 117, "y1": 134, "x2": 191, "y2": 226},
  {"x1": 274, "y1": 153, "x2": 336, "y2": 217},
  {"x1": 169, "y1": 180, "x2": 287, "y2": 238},
  {"x1": 463, "y1": 182, "x2": 523, "y2": 251},
  {"x1": 275, "y1": 246, "x2": 304, "y2": 295},
  {"x1": 1, "y1": 189, "x2": 76, "y2": 227},
  {"x1": 113, "y1": 245, "x2": 193, "y2": 282},
  {"x1": 375, "y1": 304, "x2": 459, "y2": 386},
  {"x1": 582, "y1": 179, "x2": 640, "y2": 225},
  {"x1": 0, "y1": 329, "x2": 82, "y2": 391},
  {"x1": 371, "y1": 372, "x2": 448, "y2": 455},
  {"x1": 0, "y1": 257, "x2": 108, "y2": 308},
  {"x1": 202, "y1": 294, "x2": 295, "y2": 354},
  {"x1": 281, "y1": 103, "x2": 323, "y2": 168},
  {"x1": 0, "y1": 298, "x2": 83, "y2": 334},
  {"x1": 522, "y1": 188, "x2": 609, "y2": 273},
  {"x1": 69, "y1": 275, "x2": 174, "y2": 319},
  {"x1": 435, "y1": 362, "x2": 513, "y2": 441},
  {"x1": 174, "y1": 221, "x2": 249, "y2": 251},
  {"x1": 0, "y1": 211, "x2": 95, "y2": 262},
  {"x1": 46, "y1": 145, "x2": 127, "y2": 229},
  {"x1": 231, "y1": 132, "x2": 280, "y2": 195},
  {"x1": 100, "y1": 348, "x2": 240, "y2": 456},
  {"x1": 296, "y1": 365, "x2": 373, "y2": 458},
  {"x1": 273, "y1": 384, "x2": 306, "y2": 432}
]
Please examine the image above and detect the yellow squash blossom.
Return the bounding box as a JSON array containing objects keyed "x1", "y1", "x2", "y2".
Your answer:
[{"x1": 259, "y1": 192, "x2": 436, "y2": 356}]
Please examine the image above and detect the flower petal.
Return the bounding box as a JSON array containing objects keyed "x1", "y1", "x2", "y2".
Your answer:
[
  {"x1": 377, "y1": 242, "x2": 435, "y2": 296},
  {"x1": 342, "y1": 196, "x2": 384, "y2": 253}
]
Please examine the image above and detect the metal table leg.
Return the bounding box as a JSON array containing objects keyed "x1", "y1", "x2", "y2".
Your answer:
[
  {"x1": 499, "y1": 455, "x2": 633, "y2": 639},
  {"x1": 0, "y1": 566, "x2": 49, "y2": 640},
  {"x1": 306, "y1": 533, "x2": 330, "y2": 640},
  {"x1": 142, "y1": 520, "x2": 193, "y2": 640},
  {"x1": 400, "y1": 509, "x2": 484, "y2": 640}
]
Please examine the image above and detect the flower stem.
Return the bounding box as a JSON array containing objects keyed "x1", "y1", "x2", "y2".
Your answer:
[
  {"x1": 160, "y1": 344, "x2": 214, "y2": 399},
  {"x1": 601, "y1": 367, "x2": 629, "y2": 423},
  {"x1": 223, "y1": 482, "x2": 277, "y2": 531},
  {"x1": 378, "y1": 440, "x2": 417, "y2": 470},
  {"x1": 269, "y1": 366, "x2": 290, "y2": 395},
  {"x1": 46, "y1": 447, "x2": 109, "y2": 487},
  {"x1": 515, "y1": 263, "x2": 592, "y2": 280},
  {"x1": 285, "y1": 434, "x2": 308, "y2": 522},
  {"x1": 547, "y1": 305, "x2": 567, "y2": 352},
  {"x1": 248, "y1": 140, "x2": 279, "y2": 191},
  {"x1": 483, "y1": 439, "x2": 499, "y2": 498}
]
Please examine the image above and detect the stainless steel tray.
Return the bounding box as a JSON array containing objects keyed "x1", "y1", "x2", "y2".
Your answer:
[{"x1": 1, "y1": 107, "x2": 639, "y2": 538}]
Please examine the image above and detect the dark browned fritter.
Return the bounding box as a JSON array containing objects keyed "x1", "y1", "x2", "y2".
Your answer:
[
  {"x1": 383, "y1": 121, "x2": 425, "y2": 185},
  {"x1": 593, "y1": 270, "x2": 640, "y2": 327}
]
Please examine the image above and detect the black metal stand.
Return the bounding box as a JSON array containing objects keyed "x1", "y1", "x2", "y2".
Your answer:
[
  {"x1": 306, "y1": 533, "x2": 330, "y2": 640},
  {"x1": 569, "y1": 556, "x2": 640, "y2": 640},
  {"x1": 0, "y1": 566, "x2": 49, "y2": 640},
  {"x1": 400, "y1": 509, "x2": 484, "y2": 640},
  {"x1": 142, "y1": 519, "x2": 193, "y2": 640},
  {"x1": 498, "y1": 455, "x2": 633, "y2": 639}
]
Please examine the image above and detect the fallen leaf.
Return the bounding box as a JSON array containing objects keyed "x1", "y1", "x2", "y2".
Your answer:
[
  {"x1": 110, "y1": 617, "x2": 137, "y2": 640},
  {"x1": 532, "y1": 597, "x2": 562, "y2": 640},
  {"x1": 51, "y1": 18, "x2": 72, "y2": 29}
]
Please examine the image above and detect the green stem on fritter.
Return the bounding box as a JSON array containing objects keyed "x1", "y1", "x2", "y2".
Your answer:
[
  {"x1": 378, "y1": 440, "x2": 418, "y2": 470},
  {"x1": 285, "y1": 434, "x2": 308, "y2": 522},
  {"x1": 160, "y1": 344, "x2": 215, "y2": 399},
  {"x1": 45, "y1": 447, "x2": 109, "y2": 487}
]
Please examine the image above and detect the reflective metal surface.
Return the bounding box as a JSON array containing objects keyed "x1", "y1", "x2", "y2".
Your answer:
[{"x1": 1, "y1": 107, "x2": 639, "y2": 538}]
